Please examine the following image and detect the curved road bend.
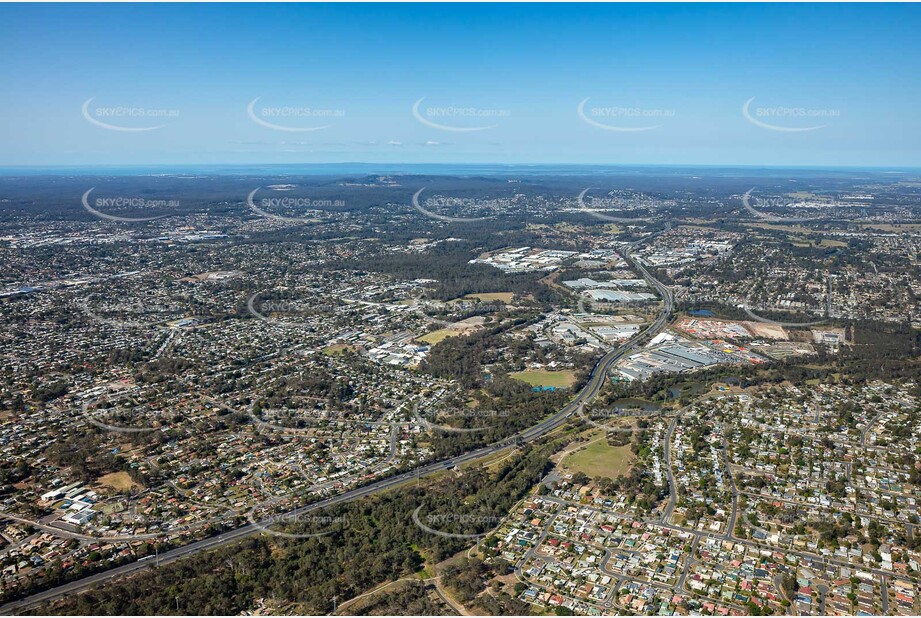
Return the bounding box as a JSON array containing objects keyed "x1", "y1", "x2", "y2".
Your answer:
[{"x1": 1, "y1": 246, "x2": 673, "y2": 614}]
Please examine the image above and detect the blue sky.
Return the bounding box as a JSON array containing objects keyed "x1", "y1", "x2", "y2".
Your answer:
[{"x1": 1, "y1": 3, "x2": 919, "y2": 167}]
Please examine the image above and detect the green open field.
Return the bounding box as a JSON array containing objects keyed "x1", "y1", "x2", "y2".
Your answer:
[
  {"x1": 323, "y1": 343, "x2": 356, "y2": 355},
  {"x1": 97, "y1": 471, "x2": 142, "y2": 491},
  {"x1": 418, "y1": 329, "x2": 460, "y2": 345},
  {"x1": 509, "y1": 369, "x2": 577, "y2": 388},
  {"x1": 790, "y1": 237, "x2": 847, "y2": 248},
  {"x1": 561, "y1": 438, "x2": 635, "y2": 479}
]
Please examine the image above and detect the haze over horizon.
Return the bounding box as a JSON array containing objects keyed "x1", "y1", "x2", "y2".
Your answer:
[
  {"x1": 2, "y1": 3, "x2": 920, "y2": 168},
  {"x1": 3, "y1": 163, "x2": 921, "y2": 178}
]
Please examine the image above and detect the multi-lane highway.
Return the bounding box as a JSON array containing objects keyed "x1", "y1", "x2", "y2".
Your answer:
[{"x1": 0, "y1": 243, "x2": 674, "y2": 615}]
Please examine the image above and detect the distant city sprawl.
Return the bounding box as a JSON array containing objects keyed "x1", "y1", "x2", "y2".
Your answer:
[{"x1": 0, "y1": 168, "x2": 918, "y2": 616}]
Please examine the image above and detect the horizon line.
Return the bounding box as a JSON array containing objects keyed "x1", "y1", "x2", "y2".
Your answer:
[{"x1": 1, "y1": 162, "x2": 919, "y2": 173}]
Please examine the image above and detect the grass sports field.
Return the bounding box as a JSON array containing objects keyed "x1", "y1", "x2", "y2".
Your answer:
[
  {"x1": 323, "y1": 343, "x2": 356, "y2": 355},
  {"x1": 509, "y1": 369, "x2": 577, "y2": 388},
  {"x1": 561, "y1": 437, "x2": 634, "y2": 479},
  {"x1": 418, "y1": 329, "x2": 460, "y2": 345}
]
